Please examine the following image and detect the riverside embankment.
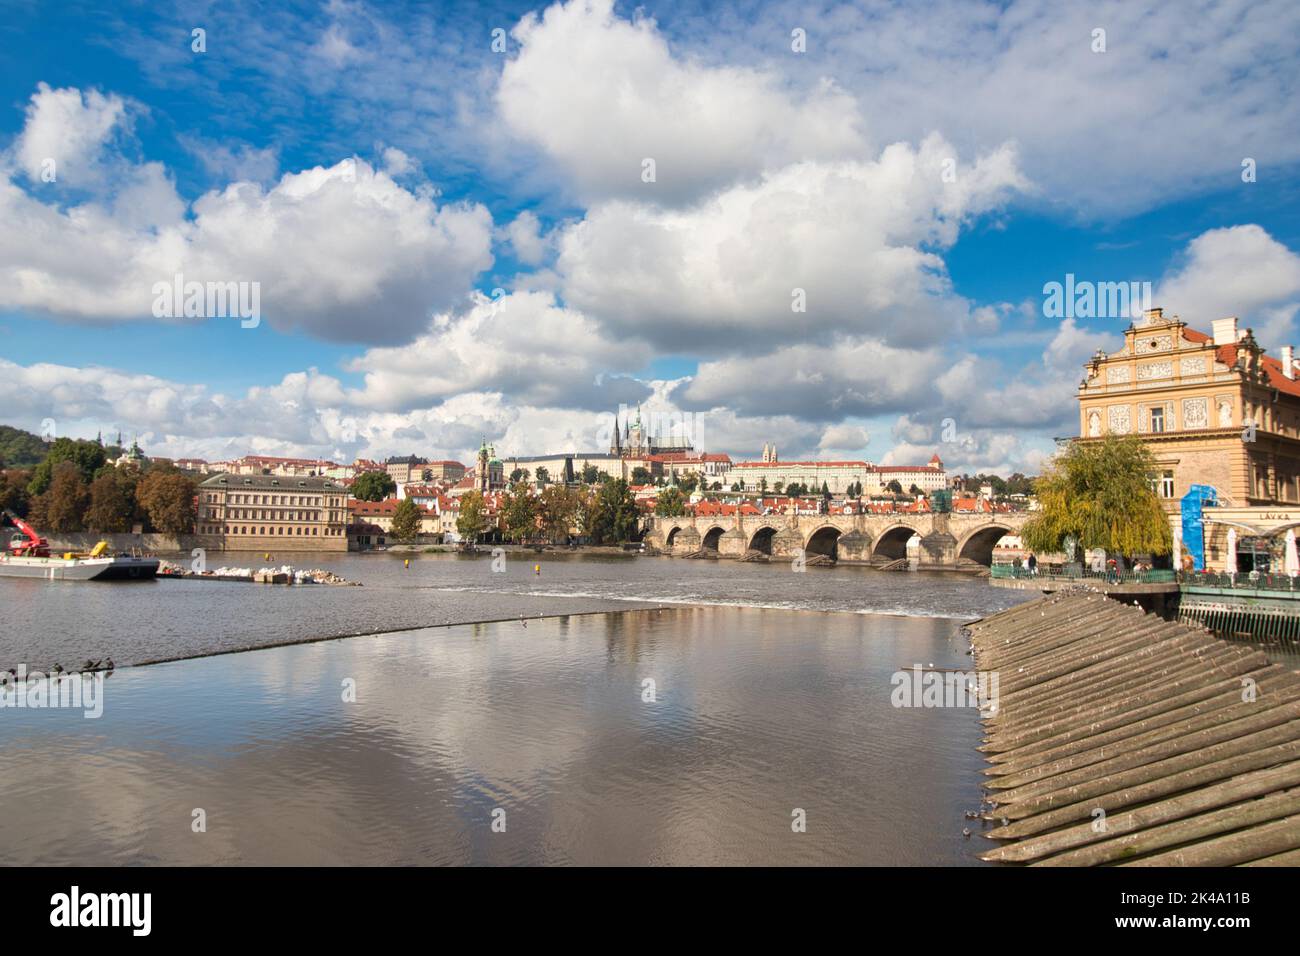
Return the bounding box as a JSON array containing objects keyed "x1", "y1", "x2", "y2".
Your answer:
[{"x1": 970, "y1": 592, "x2": 1300, "y2": 865}]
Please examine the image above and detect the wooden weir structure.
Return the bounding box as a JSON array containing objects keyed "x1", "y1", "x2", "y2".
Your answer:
[{"x1": 967, "y1": 592, "x2": 1300, "y2": 866}]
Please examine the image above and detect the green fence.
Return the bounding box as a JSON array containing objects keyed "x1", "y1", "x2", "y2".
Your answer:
[{"x1": 990, "y1": 564, "x2": 1175, "y2": 585}]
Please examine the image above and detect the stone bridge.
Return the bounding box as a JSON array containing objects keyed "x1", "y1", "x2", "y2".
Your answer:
[{"x1": 644, "y1": 510, "x2": 1029, "y2": 569}]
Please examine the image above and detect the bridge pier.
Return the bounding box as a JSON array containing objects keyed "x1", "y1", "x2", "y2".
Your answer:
[
  {"x1": 671, "y1": 526, "x2": 700, "y2": 556},
  {"x1": 915, "y1": 514, "x2": 958, "y2": 570}
]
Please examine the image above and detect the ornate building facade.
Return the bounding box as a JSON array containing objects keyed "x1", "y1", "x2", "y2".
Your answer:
[{"x1": 1078, "y1": 307, "x2": 1300, "y2": 511}]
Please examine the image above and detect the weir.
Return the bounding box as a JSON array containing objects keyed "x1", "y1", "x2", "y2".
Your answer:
[{"x1": 967, "y1": 593, "x2": 1300, "y2": 866}]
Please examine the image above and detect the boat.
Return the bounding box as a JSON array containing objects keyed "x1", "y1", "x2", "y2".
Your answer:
[
  {"x1": 0, "y1": 509, "x2": 159, "y2": 581},
  {"x1": 0, "y1": 552, "x2": 160, "y2": 581}
]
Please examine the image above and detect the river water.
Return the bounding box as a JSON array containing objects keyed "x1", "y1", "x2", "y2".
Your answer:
[
  {"x1": 0, "y1": 554, "x2": 1033, "y2": 865},
  {"x1": 0, "y1": 551, "x2": 1027, "y2": 667}
]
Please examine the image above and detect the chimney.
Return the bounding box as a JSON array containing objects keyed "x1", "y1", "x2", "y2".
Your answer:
[
  {"x1": 1212, "y1": 316, "x2": 1240, "y2": 346},
  {"x1": 1143, "y1": 307, "x2": 1163, "y2": 324},
  {"x1": 1284, "y1": 345, "x2": 1295, "y2": 380}
]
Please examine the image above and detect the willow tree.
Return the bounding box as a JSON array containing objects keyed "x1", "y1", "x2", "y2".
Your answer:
[{"x1": 1021, "y1": 434, "x2": 1171, "y2": 559}]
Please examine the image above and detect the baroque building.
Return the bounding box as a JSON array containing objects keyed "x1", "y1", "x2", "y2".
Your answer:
[{"x1": 1078, "y1": 307, "x2": 1300, "y2": 510}]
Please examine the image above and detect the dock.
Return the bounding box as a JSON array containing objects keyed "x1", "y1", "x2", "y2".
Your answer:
[{"x1": 967, "y1": 592, "x2": 1300, "y2": 866}]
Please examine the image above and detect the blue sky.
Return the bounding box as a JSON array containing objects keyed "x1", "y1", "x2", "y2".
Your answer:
[{"x1": 2, "y1": 0, "x2": 1300, "y2": 473}]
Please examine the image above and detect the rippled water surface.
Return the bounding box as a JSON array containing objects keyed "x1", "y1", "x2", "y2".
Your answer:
[
  {"x1": 0, "y1": 551, "x2": 1030, "y2": 667},
  {"x1": 0, "y1": 606, "x2": 993, "y2": 866}
]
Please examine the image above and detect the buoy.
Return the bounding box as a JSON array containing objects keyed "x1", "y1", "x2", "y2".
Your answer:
[
  {"x1": 534, "y1": 564, "x2": 540, "y2": 575},
  {"x1": 404, "y1": 559, "x2": 410, "y2": 569}
]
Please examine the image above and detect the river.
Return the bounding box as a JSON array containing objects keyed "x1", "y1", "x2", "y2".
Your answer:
[{"x1": 0, "y1": 554, "x2": 1033, "y2": 865}]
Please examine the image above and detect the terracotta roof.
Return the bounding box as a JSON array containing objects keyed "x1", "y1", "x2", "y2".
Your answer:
[{"x1": 1215, "y1": 343, "x2": 1300, "y2": 398}]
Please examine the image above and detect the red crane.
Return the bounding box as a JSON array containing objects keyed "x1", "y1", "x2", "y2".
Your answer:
[{"x1": 2, "y1": 509, "x2": 50, "y2": 557}]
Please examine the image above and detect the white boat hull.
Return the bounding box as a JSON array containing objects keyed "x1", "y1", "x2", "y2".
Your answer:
[{"x1": 0, "y1": 554, "x2": 160, "y2": 581}]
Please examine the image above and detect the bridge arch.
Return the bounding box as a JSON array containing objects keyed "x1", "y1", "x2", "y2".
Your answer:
[
  {"x1": 805, "y1": 525, "x2": 842, "y2": 560},
  {"x1": 665, "y1": 526, "x2": 684, "y2": 548},
  {"x1": 872, "y1": 524, "x2": 921, "y2": 560},
  {"x1": 701, "y1": 525, "x2": 726, "y2": 552},
  {"x1": 748, "y1": 525, "x2": 779, "y2": 555},
  {"x1": 956, "y1": 523, "x2": 1014, "y2": 566}
]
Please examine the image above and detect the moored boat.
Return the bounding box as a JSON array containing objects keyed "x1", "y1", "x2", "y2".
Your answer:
[
  {"x1": 0, "y1": 552, "x2": 160, "y2": 581},
  {"x1": 1, "y1": 509, "x2": 159, "y2": 581}
]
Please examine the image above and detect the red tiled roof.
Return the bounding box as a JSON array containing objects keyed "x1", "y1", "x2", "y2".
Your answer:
[{"x1": 1215, "y1": 343, "x2": 1300, "y2": 398}]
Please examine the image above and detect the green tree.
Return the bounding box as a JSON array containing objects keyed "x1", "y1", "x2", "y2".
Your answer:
[
  {"x1": 535, "y1": 466, "x2": 550, "y2": 486},
  {"x1": 27, "y1": 437, "x2": 107, "y2": 496},
  {"x1": 390, "y1": 498, "x2": 423, "y2": 542},
  {"x1": 456, "y1": 490, "x2": 488, "y2": 542},
  {"x1": 821, "y1": 481, "x2": 831, "y2": 500},
  {"x1": 581, "y1": 463, "x2": 600, "y2": 485},
  {"x1": 0, "y1": 426, "x2": 49, "y2": 469},
  {"x1": 1021, "y1": 433, "x2": 1172, "y2": 559},
  {"x1": 631, "y1": 466, "x2": 652, "y2": 485},
  {"x1": 655, "y1": 486, "x2": 687, "y2": 517},
  {"x1": 886, "y1": 479, "x2": 903, "y2": 495},
  {"x1": 677, "y1": 473, "x2": 698, "y2": 494},
  {"x1": 135, "y1": 469, "x2": 196, "y2": 534},
  {"x1": 502, "y1": 481, "x2": 537, "y2": 542},
  {"x1": 352, "y1": 470, "x2": 396, "y2": 501},
  {"x1": 587, "y1": 478, "x2": 640, "y2": 544},
  {"x1": 86, "y1": 471, "x2": 134, "y2": 532}
]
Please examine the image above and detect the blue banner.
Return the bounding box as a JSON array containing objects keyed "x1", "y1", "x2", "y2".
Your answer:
[{"x1": 1181, "y1": 484, "x2": 1218, "y2": 571}]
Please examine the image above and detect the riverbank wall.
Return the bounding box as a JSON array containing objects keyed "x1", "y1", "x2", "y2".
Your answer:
[{"x1": 969, "y1": 592, "x2": 1300, "y2": 866}]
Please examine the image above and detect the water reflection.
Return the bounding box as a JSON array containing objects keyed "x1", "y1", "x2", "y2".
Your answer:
[{"x1": 0, "y1": 606, "x2": 989, "y2": 866}]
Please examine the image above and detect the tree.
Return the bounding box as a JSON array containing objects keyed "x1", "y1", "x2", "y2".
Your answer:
[
  {"x1": 456, "y1": 491, "x2": 488, "y2": 542},
  {"x1": 32, "y1": 461, "x2": 89, "y2": 532},
  {"x1": 821, "y1": 481, "x2": 831, "y2": 500},
  {"x1": 1021, "y1": 433, "x2": 1172, "y2": 559},
  {"x1": 0, "y1": 426, "x2": 49, "y2": 469},
  {"x1": 581, "y1": 463, "x2": 600, "y2": 485},
  {"x1": 587, "y1": 478, "x2": 640, "y2": 544},
  {"x1": 86, "y1": 471, "x2": 134, "y2": 532},
  {"x1": 909, "y1": 483, "x2": 922, "y2": 496},
  {"x1": 655, "y1": 486, "x2": 687, "y2": 517},
  {"x1": 773, "y1": 481, "x2": 785, "y2": 494},
  {"x1": 538, "y1": 485, "x2": 577, "y2": 542},
  {"x1": 631, "y1": 466, "x2": 652, "y2": 485},
  {"x1": 352, "y1": 470, "x2": 396, "y2": 501},
  {"x1": 502, "y1": 481, "x2": 537, "y2": 542},
  {"x1": 27, "y1": 437, "x2": 107, "y2": 496},
  {"x1": 677, "y1": 473, "x2": 698, "y2": 494},
  {"x1": 135, "y1": 469, "x2": 196, "y2": 535},
  {"x1": 390, "y1": 498, "x2": 423, "y2": 542},
  {"x1": 535, "y1": 466, "x2": 550, "y2": 486},
  {"x1": 1, "y1": 469, "x2": 32, "y2": 517},
  {"x1": 886, "y1": 479, "x2": 903, "y2": 495},
  {"x1": 572, "y1": 486, "x2": 597, "y2": 538}
]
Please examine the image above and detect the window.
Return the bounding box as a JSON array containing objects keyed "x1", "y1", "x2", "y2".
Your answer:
[
  {"x1": 1161, "y1": 471, "x2": 1174, "y2": 498},
  {"x1": 1150, "y1": 406, "x2": 1165, "y2": 433}
]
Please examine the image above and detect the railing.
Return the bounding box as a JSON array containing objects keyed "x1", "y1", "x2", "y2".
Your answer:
[
  {"x1": 1179, "y1": 570, "x2": 1300, "y2": 593},
  {"x1": 990, "y1": 564, "x2": 1176, "y2": 585}
]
